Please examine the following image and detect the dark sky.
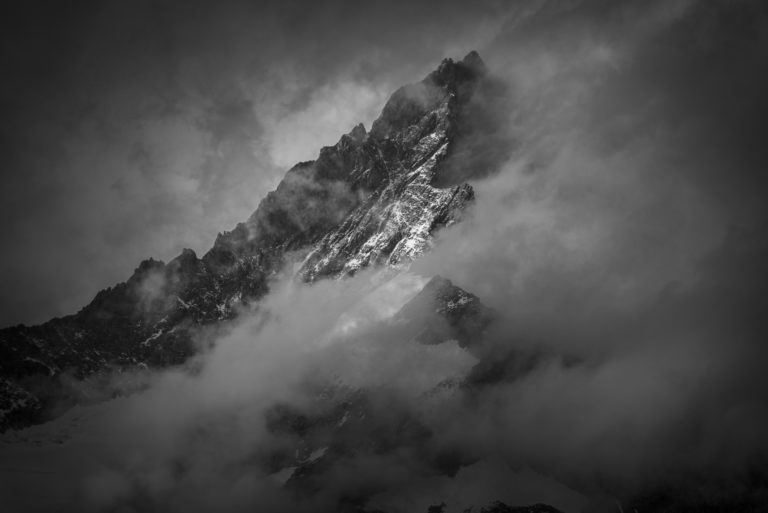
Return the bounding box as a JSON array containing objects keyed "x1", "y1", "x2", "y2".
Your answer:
[
  {"x1": 0, "y1": 0, "x2": 511, "y2": 326},
  {"x1": 1, "y1": 0, "x2": 767, "y2": 330},
  {"x1": 3, "y1": 2, "x2": 768, "y2": 511}
]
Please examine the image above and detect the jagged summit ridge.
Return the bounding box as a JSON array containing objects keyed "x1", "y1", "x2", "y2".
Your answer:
[
  {"x1": 299, "y1": 52, "x2": 485, "y2": 279},
  {"x1": 0, "y1": 52, "x2": 495, "y2": 430}
]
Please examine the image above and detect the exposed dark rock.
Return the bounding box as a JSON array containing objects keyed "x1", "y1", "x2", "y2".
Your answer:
[
  {"x1": 0, "y1": 51, "x2": 506, "y2": 431},
  {"x1": 394, "y1": 275, "x2": 496, "y2": 348}
]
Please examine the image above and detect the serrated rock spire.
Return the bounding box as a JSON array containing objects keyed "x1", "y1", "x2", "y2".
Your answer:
[{"x1": 0, "y1": 53, "x2": 496, "y2": 430}]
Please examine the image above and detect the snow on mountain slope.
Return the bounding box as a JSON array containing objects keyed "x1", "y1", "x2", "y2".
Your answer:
[{"x1": 0, "y1": 52, "x2": 499, "y2": 431}]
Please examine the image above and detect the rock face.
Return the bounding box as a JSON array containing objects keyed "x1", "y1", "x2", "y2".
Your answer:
[
  {"x1": 260, "y1": 277, "x2": 497, "y2": 500},
  {"x1": 394, "y1": 275, "x2": 496, "y2": 348},
  {"x1": 0, "y1": 52, "x2": 504, "y2": 431},
  {"x1": 0, "y1": 52, "x2": 570, "y2": 513}
]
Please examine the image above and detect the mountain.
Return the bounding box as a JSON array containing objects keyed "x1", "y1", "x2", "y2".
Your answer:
[
  {"x1": 1, "y1": 51, "x2": 567, "y2": 513},
  {"x1": 394, "y1": 274, "x2": 497, "y2": 348},
  {"x1": 0, "y1": 50, "x2": 614, "y2": 513},
  {"x1": 0, "y1": 51, "x2": 511, "y2": 432}
]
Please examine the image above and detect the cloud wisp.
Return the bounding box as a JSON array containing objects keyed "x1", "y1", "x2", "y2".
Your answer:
[{"x1": 2, "y1": 1, "x2": 768, "y2": 512}]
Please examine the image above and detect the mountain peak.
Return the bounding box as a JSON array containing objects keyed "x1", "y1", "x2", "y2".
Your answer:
[
  {"x1": 428, "y1": 50, "x2": 486, "y2": 89},
  {"x1": 461, "y1": 50, "x2": 486, "y2": 73},
  {"x1": 368, "y1": 52, "x2": 489, "y2": 141},
  {"x1": 0, "y1": 52, "x2": 496, "y2": 431},
  {"x1": 348, "y1": 122, "x2": 366, "y2": 141},
  {"x1": 394, "y1": 274, "x2": 496, "y2": 348}
]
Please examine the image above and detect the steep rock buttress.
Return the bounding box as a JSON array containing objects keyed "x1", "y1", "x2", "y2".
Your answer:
[{"x1": 0, "y1": 52, "x2": 501, "y2": 430}]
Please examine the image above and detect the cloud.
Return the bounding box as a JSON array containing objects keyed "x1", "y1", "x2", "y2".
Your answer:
[
  {"x1": 409, "y1": 0, "x2": 768, "y2": 507},
  {"x1": 267, "y1": 81, "x2": 390, "y2": 169},
  {"x1": 2, "y1": 0, "x2": 768, "y2": 511},
  {"x1": 0, "y1": 268, "x2": 480, "y2": 512},
  {"x1": 0, "y1": 0, "x2": 509, "y2": 326}
]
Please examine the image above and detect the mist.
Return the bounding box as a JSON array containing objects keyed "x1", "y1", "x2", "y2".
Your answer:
[
  {"x1": 2, "y1": 0, "x2": 768, "y2": 512},
  {"x1": 415, "y1": 0, "x2": 768, "y2": 508}
]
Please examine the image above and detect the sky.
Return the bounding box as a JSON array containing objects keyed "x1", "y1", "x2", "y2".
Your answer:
[
  {"x1": 0, "y1": 0, "x2": 509, "y2": 326},
  {"x1": 2, "y1": 1, "x2": 768, "y2": 511},
  {"x1": 1, "y1": 0, "x2": 765, "y2": 328}
]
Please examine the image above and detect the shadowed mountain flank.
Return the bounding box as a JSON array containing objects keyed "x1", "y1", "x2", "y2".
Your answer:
[{"x1": 0, "y1": 52, "x2": 511, "y2": 431}]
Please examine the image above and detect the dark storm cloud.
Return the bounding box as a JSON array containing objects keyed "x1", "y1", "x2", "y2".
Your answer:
[
  {"x1": 411, "y1": 0, "x2": 768, "y2": 508},
  {"x1": 3, "y1": 0, "x2": 768, "y2": 511},
  {"x1": 0, "y1": 0, "x2": 508, "y2": 326}
]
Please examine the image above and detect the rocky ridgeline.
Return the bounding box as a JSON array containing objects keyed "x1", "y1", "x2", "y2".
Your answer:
[
  {"x1": 0, "y1": 52, "x2": 577, "y2": 513},
  {"x1": 0, "y1": 52, "x2": 505, "y2": 431}
]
